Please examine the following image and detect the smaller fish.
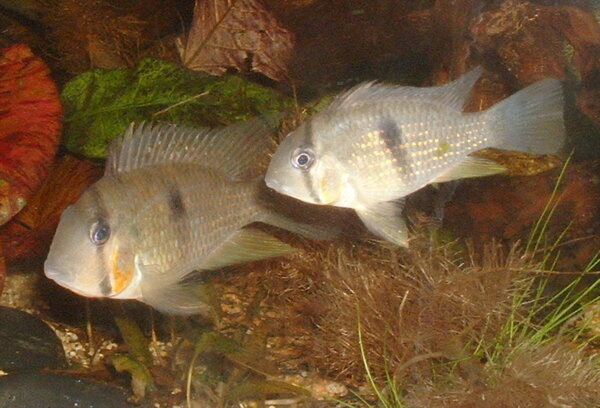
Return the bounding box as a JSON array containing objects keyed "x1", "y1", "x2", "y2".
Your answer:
[
  {"x1": 265, "y1": 68, "x2": 566, "y2": 246},
  {"x1": 45, "y1": 119, "x2": 332, "y2": 315}
]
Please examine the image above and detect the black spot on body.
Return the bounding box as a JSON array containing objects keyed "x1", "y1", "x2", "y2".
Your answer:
[
  {"x1": 379, "y1": 119, "x2": 410, "y2": 176},
  {"x1": 167, "y1": 183, "x2": 186, "y2": 220}
]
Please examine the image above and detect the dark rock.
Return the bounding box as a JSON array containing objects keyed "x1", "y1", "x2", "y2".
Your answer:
[
  {"x1": 0, "y1": 306, "x2": 66, "y2": 373},
  {"x1": 0, "y1": 372, "x2": 131, "y2": 408}
]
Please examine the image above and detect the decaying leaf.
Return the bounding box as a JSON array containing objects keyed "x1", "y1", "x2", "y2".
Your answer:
[
  {"x1": 114, "y1": 314, "x2": 153, "y2": 367},
  {"x1": 0, "y1": 44, "x2": 62, "y2": 226},
  {"x1": 176, "y1": 0, "x2": 294, "y2": 82},
  {"x1": 110, "y1": 354, "x2": 155, "y2": 403}
]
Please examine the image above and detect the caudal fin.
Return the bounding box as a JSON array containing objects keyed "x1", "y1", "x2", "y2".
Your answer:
[{"x1": 488, "y1": 79, "x2": 565, "y2": 155}]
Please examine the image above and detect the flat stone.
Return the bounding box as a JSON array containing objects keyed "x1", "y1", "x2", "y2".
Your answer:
[
  {"x1": 0, "y1": 306, "x2": 66, "y2": 372},
  {"x1": 0, "y1": 372, "x2": 130, "y2": 408}
]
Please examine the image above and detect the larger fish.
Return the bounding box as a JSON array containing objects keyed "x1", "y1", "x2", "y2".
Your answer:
[
  {"x1": 45, "y1": 119, "x2": 330, "y2": 315},
  {"x1": 265, "y1": 67, "x2": 565, "y2": 246}
]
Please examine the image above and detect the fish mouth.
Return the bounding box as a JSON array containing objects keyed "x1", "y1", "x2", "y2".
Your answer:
[
  {"x1": 264, "y1": 178, "x2": 293, "y2": 195},
  {"x1": 44, "y1": 261, "x2": 69, "y2": 280},
  {"x1": 44, "y1": 263, "x2": 94, "y2": 297},
  {"x1": 265, "y1": 180, "x2": 300, "y2": 200},
  {"x1": 265, "y1": 177, "x2": 282, "y2": 191}
]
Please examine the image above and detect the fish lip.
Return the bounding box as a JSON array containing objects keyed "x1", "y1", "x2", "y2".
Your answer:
[
  {"x1": 44, "y1": 263, "x2": 92, "y2": 297},
  {"x1": 265, "y1": 177, "x2": 288, "y2": 194},
  {"x1": 45, "y1": 275, "x2": 97, "y2": 298},
  {"x1": 44, "y1": 262, "x2": 68, "y2": 280}
]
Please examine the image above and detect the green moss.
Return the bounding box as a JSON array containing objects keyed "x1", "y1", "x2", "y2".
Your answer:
[{"x1": 61, "y1": 58, "x2": 293, "y2": 158}]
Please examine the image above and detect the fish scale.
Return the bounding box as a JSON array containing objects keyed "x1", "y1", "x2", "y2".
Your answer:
[
  {"x1": 329, "y1": 102, "x2": 493, "y2": 200},
  {"x1": 110, "y1": 165, "x2": 262, "y2": 275}
]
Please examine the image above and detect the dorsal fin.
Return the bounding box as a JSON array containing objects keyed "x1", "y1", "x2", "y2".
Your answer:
[
  {"x1": 327, "y1": 66, "x2": 483, "y2": 112},
  {"x1": 105, "y1": 118, "x2": 276, "y2": 180}
]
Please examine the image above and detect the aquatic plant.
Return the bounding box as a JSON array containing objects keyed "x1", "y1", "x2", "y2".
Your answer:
[{"x1": 61, "y1": 57, "x2": 293, "y2": 158}]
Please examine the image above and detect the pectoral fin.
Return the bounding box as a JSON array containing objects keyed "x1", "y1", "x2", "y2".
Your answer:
[
  {"x1": 431, "y1": 156, "x2": 507, "y2": 183},
  {"x1": 138, "y1": 264, "x2": 213, "y2": 315},
  {"x1": 356, "y1": 200, "x2": 408, "y2": 247},
  {"x1": 141, "y1": 282, "x2": 213, "y2": 315},
  {"x1": 137, "y1": 228, "x2": 296, "y2": 315},
  {"x1": 198, "y1": 227, "x2": 296, "y2": 271}
]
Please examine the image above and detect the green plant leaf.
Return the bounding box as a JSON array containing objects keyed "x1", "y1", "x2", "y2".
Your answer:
[
  {"x1": 114, "y1": 314, "x2": 153, "y2": 366},
  {"x1": 111, "y1": 354, "x2": 155, "y2": 402},
  {"x1": 61, "y1": 57, "x2": 293, "y2": 158}
]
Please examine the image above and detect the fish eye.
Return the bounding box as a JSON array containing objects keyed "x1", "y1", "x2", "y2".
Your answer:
[
  {"x1": 291, "y1": 148, "x2": 316, "y2": 171},
  {"x1": 90, "y1": 220, "x2": 110, "y2": 246}
]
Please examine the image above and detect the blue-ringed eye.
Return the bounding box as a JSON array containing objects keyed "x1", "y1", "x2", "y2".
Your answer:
[
  {"x1": 291, "y1": 148, "x2": 315, "y2": 171},
  {"x1": 90, "y1": 220, "x2": 110, "y2": 245}
]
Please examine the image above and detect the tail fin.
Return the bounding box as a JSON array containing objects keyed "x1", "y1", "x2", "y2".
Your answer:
[{"x1": 488, "y1": 79, "x2": 565, "y2": 155}]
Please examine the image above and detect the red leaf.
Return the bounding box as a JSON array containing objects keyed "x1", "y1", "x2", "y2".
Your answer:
[
  {"x1": 0, "y1": 44, "x2": 63, "y2": 226},
  {"x1": 176, "y1": 0, "x2": 294, "y2": 82},
  {"x1": 0, "y1": 155, "x2": 103, "y2": 260}
]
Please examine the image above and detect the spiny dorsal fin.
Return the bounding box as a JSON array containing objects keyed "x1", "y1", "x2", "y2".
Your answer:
[
  {"x1": 105, "y1": 118, "x2": 276, "y2": 180},
  {"x1": 327, "y1": 66, "x2": 483, "y2": 112}
]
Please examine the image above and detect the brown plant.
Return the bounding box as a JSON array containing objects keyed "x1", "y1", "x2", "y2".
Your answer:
[
  {"x1": 405, "y1": 341, "x2": 600, "y2": 408},
  {"x1": 261, "y1": 230, "x2": 529, "y2": 382}
]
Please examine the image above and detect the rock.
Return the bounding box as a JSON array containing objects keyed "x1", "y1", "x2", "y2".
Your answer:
[
  {"x1": 0, "y1": 306, "x2": 66, "y2": 373},
  {"x1": 444, "y1": 161, "x2": 600, "y2": 270},
  {"x1": 0, "y1": 372, "x2": 130, "y2": 408}
]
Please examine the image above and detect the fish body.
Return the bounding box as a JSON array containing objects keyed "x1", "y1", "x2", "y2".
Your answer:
[
  {"x1": 265, "y1": 68, "x2": 566, "y2": 246},
  {"x1": 45, "y1": 120, "x2": 327, "y2": 314}
]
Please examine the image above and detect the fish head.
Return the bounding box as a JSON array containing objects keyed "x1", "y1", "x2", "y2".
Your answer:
[
  {"x1": 265, "y1": 121, "x2": 347, "y2": 206},
  {"x1": 44, "y1": 183, "x2": 140, "y2": 300}
]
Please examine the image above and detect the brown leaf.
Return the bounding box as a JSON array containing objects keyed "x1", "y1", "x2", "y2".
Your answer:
[
  {"x1": 0, "y1": 44, "x2": 63, "y2": 226},
  {"x1": 176, "y1": 0, "x2": 294, "y2": 82}
]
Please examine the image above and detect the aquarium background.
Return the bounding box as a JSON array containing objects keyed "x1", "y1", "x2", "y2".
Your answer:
[{"x1": 0, "y1": 1, "x2": 599, "y2": 407}]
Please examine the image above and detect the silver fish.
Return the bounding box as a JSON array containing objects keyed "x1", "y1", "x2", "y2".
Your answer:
[
  {"x1": 265, "y1": 67, "x2": 565, "y2": 246},
  {"x1": 45, "y1": 119, "x2": 330, "y2": 315}
]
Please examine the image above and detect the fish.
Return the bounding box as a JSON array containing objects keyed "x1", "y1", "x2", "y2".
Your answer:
[
  {"x1": 265, "y1": 67, "x2": 565, "y2": 246},
  {"x1": 44, "y1": 119, "x2": 333, "y2": 315}
]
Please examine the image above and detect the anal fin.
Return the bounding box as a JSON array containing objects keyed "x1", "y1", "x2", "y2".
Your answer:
[
  {"x1": 432, "y1": 156, "x2": 507, "y2": 183},
  {"x1": 356, "y1": 200, "x2": 409, "y2": 247}
]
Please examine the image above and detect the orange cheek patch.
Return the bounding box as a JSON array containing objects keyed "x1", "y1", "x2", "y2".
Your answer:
[
  {"x1": 319, "y1": 175, "x2": 342, "y2": 204},
  {"x1": 111, "y1": 249, "x2": 133, "y2": 295}
]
